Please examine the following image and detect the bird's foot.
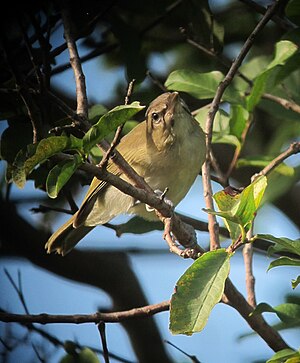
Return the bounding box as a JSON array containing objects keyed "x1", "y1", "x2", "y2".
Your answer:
[{"x1": 146, "y1": 188, "x2": 174, "y2": 212}]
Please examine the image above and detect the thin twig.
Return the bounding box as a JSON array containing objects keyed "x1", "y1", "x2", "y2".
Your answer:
[
  {"x1": 61, "y1": 4, "x2": 89, "y2": 122},
  {"x1": 4, "y1": 269, "x2": 30, "y2": 314},
  {"x1": 98, "y1": 322, "x2": 110, "y2": 363},
  {"x1": 262, "y1": 93, "x2": 300, "y2": 115},
  {"x1": 0, "y1": 309, "x2": 134, "y2": 363},
  {"x1": 99, "y1": 79, "x2": 136, "y2": 169},
  {"x1": 30, "y1": 205, "x2": 74, "y2": 215},
  {"x1": 253, "y1": 141, "x2": 300, "y2": 179},
  {"x1": 165, "y1": 340, "x2": 201, "y2": 363},
  {"x1": 184, "y1": 29, "x2": 300, "y2": 116},
  {"x1": 0, "y1": 301, "x2": 170, "y2": 324},
  {"x1": 243, "y1": 233, "x2": 256, "y2": 308}
]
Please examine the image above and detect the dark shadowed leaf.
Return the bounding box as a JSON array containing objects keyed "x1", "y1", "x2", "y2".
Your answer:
[{"x1": 46, "y1": 154, "x2": 83, "y2": 199}]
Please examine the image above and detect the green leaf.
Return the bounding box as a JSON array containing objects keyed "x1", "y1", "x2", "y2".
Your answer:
[
  {"x1": 165, "y1": 70, "x2": 242, "y2": 104},
  {"x1": 83, "y1": 102, "x2": 144, "y2": 153},
  {"x1": 292, "y1": 276, "x2": 300, "y2": 289},
  {"x1": 246, "y1": 40, "x2": 298, "y2": 111},
  {"x1": 207, "y1": 176, "x2": 267, "y2": 240},
  {"x1": 195, "y1": 105, "x2": 248, "y2": 149},
  {"x1": 60, "y1": 347, "x2": 101, "y2": 363},
  {"x1": 11, "y1": 135, "x2": 83, "y2": 189},
  {"x1": 170, "y1": 249, "x2": 231, "y2": 335},
  {"x1": 46, "y1": 154, "x2": 83, "y2": 199},
  {"x1": 268, "y1": 257, "x2": 300, "y2": 271},
  {"x1": 229, "y1": 104, "x2": 249, "y2": 140},
  {"x1": 267, "y1": 40, "x2": 298, "y2": 70},
  {"x1": 88, "y1": 104, "x2": 108, "y2": 124},
  {"x1": 112, "y1": 216, "x2": 163, "y2": 236},
  {"x1": 251, "y1": 302, "x2": 300, "y2": 324},
  {"x1": 237, "y1": 157, "x2": 298, "y2": 204},
  {"x1": 267, "y1": 349, "x2": 300, "y2": 363},
  {"x1": 256, "y1": 234, "x2": 300, "y2": 256},
  {"x1": 286, "y1": 0, "x2": 300, "y2": 25}
]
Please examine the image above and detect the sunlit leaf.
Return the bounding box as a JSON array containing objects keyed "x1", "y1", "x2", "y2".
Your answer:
[
  {"x1": 170, "y1": 249, "x2": 230, "y2": 335},
  {"x1": 83, "y1": 102, "x2": 144, "y2": 152},
  {"x1": 206, "y1": 176, "x2": 267, "y2": 240},
  {"x1": 246, "y1": 40, "x2": 298, "y2": 111},
  {"x1": 46, "y1": 154, "x2": 83, "y2": 199},
  {"x1": 165, "y1": 70, "x2": 242, "y2": 104},
  {"x1": 11, "y1": 135, "x2": 82, "y2": 189},
  {"x1": 267, "y1": 349, "x2": 300, "y2": 363}
]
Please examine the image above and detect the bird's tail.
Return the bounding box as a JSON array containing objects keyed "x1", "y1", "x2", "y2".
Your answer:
[{"x1": 45, "y1": 214, "x2": 94, "y2": 256}]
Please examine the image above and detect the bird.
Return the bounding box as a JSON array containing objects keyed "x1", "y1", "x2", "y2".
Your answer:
[{"x1": 45, "y1": 92, "x2": 206, "y2": 255}]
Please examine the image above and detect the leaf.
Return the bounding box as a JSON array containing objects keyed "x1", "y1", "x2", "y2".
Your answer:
[
  {"x1": 256, "y1": 234, "x2": 300, "y2": 257},
  {"x1": 251, "y1": 302, "x2": 300, "y2": 324},
  {"x1": 170, "y1": 249, "x2": 231, "y2": 335},
  {"x1": 11, "y1": 135, "x2": 83, "y2": 189},
  {"x1": 237, "y1": 157, "x2": 298, "y2": 204},
  {"x1": 88, "y1": 104, "x2": 108, "y2": 124},
  {"x1": 113, "y1": 216, "x2": 163, "y2": 236},
  {"x1": 268, "y1": 257, "x2": 300, "y2": 271},
  {"x1": 165, "y1": 70, "x2": 242, "y2": 104},
  {"x1": 246, "y1": 40, "x2": 298, "y2": 111},
  {"x1": 267, "y1": 349, "x2": 300, "y2": 363},
  {"x1": 292, "y1": 276, "x2": 300, "y2": 289},
  {"x1": 286, "y1": 0, "x2": 300, "y2": 26},
  {"x1": 206, "y1": 176, "x2": 267, "y2": 240},
  {"x1": 46, "y1": 154, "x2": 83, "y2": 199},
  {"x1": 60, "y1": 347, "x2": 101, "y2": 363},
  {"x1": 229, "y1": 104, "x2": 249, "y2": 140},
  {"x1": 83, "y1": 102, "x2": 144, "y2": 153},
  {"x1": 195, "y1": 105, "x2": 249, "y2": 149}
]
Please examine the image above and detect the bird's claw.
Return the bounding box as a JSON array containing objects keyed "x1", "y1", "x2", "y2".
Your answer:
[{"x1": 146, "y1": 188, "x2": 174, "y2": 212}]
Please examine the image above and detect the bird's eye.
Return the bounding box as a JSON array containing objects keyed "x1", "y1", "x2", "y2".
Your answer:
[{"x1": 152, "y1": 112, "x2": 160, "y2": 122}]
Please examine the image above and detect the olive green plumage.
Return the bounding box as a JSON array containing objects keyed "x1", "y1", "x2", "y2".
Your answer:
[{"x1": 45, "y1": 92, "x2": 206, "y2": 255}]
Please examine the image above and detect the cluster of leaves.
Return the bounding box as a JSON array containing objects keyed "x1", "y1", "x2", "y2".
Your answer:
[
  {"x1": 164, "y1": 37, "x2": 300, "y2": 359},
  {"x1": 1, "y1": 103, "x2": 144, "y2": 197}
]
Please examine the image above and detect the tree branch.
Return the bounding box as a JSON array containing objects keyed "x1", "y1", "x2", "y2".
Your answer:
[
  {"x1": 61, "y1": 3, "x2": 89, "y2": 122},
  {"x1": 201, "y1": 0, "x2": 287, "y2": 251},
  {"x1": 0, "y1": 301, "x2": 170, "y2": 324}
]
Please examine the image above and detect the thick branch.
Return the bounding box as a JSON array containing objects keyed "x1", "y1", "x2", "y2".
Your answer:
[{"x1": 224, "y1": 279, "x2": 289, "y2": 352}]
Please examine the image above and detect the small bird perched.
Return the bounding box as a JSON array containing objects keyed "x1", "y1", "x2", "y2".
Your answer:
[{"x1": 45, "y1": 92, "x2": 206, "y2": 255}]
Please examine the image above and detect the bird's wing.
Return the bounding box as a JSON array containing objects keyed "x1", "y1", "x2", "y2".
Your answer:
[{"x1": 74, "y1": 121, "x2": 147, "y2": 227}]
